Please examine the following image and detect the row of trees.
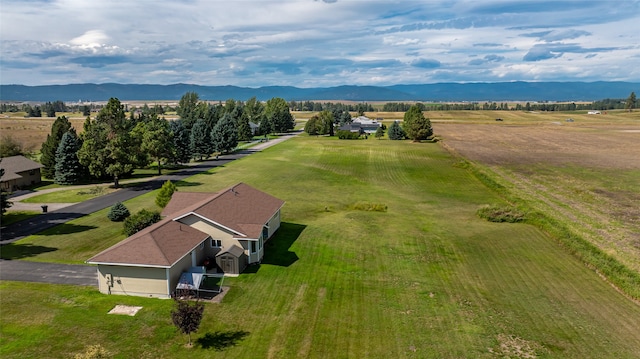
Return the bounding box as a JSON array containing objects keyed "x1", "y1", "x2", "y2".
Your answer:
[
  {"x1": 41, "y1": 93, "x2": 295, "y2": 188},
  {"x1": 383, "y1": 92, "x2": 637, "y2": 112}
]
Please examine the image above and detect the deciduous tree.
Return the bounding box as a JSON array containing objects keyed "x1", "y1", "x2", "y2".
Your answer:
[
  {"x1": 171, "y1": 293, "x2": 205, "y2": 347},
  {"x1": 403, "y1": 105, "x2": 432, "y2": 141}
]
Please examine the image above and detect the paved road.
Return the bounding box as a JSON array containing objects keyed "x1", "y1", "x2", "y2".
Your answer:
[
  {"x1": 0, "y1": 132, "x2": 299, "y2": 244},
  {"x1": 0, "y1": 259, "x2": 97, "y2": 286}
]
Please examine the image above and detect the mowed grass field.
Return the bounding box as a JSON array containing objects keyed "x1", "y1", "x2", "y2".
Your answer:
[{"x1": 2, "y1": 133, "x2": 640, "y2": 358}]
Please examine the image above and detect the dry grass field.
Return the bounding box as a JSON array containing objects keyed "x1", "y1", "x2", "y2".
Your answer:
[{"x1": 435, "y1": 116, "x2": 640, "y2": 277}]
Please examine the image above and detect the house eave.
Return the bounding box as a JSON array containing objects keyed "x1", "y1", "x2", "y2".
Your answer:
[{"x1": 173, "y1": 212, "x2": 247, "y2": 237}]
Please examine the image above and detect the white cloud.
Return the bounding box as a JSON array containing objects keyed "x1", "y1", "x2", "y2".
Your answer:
[{"x1": 0, "y1": 0, "x2": 639, "y2": 86}]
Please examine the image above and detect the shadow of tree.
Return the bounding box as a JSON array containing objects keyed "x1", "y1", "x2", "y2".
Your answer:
[
  {"x1": 45, "y1": 223, "x2": 97, "y2": 235},
  {"x1": 261, "y1": 222, "x2": 306, "y2": 267},
  {"x1": 0, "y1": 243, "x2": 57, "y2": 259},
  {"x1": 196, "y1": 330, "x2": 249, "y2": 350}
]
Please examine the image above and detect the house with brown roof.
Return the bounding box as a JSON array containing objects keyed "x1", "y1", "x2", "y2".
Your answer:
[
  {"x1": 0, "y1": 155, "x2": 43, "y2": 191},
  {"x1": 87, "y1": 183, "x2": 285, "y2": 298}
]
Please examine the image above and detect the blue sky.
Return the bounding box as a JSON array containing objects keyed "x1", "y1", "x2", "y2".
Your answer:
[{"x1": 1, "y1": 0, "x2": 639, "y2": 87}]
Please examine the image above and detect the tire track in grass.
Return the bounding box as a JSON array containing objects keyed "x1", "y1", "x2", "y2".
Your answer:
[
  {"x1": 460, "y1": 224, "x2": 640, "y2": 356},
  {"x1": 267, "y1": 284, "x2": 307, "y2": 359},
  {"x1": 296, "y1": 287, "x2": 326, "y2": 358}
]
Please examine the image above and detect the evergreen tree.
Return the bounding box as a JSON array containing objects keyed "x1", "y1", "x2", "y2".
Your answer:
[
  {"x1": 156, "y1": 180, "x2": 177, "y2": 208},
  {"x1": 78, "y1": 98, "x2": 141, "y2": 188},
  {"x1": 54, "y1": 130, "x2": 83, "y2": 185},
  {"x1": 264, "y1": 97, "x2": 295, "y2": 134},
  {"x1": 169, "y1": 120, "x2": 191, "y2": 164},
  {"x1": 177, "y1": 92, "x2": 200, "y2": 129},
  {"x1": 626, "y1": 91, "x2": 636, "y2": 112},
  {"x1": 189, "y1": 119, "x2": 211, "y2": 160},
  {"x1": 132, "y1": 115, "x2": 174, "y2": 175},
  {"x1": 375, "y1": 126, "x2": 385, "y2": 139},
  {"x1": 107, "y1": 202, "x2": 130, "y2": 222},
  {"x1": 403, "y1": 105, "x2": 433, "y2": 141},
  {"x1": 388, "y1": 121, "x2": 406, "y2": 140},
  {"x1": 41, "y1": 116, "x2": 72, "y2": 179},
  {"x1": 211, "y1": 113, "x2": 238, "y2": 154},
  {"x1": 237, "y1": 113, "x2": 253, "y2": 141}
]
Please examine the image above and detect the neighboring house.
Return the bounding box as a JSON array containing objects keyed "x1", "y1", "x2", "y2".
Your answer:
[
  {"x1": 0, "y1": 155, "x2": 43, "y2": 191},
  {"x1": 349, "y1": 116, "x2": 382, "y2": 134},
  {"x1": 87, "y1": 183, "x2": 285, "y2": 298},
  {"x1": 249, "y1": 121, "x2": 260, "y2": 135}
]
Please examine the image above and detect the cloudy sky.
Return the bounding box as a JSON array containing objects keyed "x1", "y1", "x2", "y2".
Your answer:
[{"x1": 2, "y1": 0, "x2": 639, "y2": 87}]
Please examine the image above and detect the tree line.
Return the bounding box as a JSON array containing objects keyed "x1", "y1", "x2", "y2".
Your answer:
[
  {"x1": 382, "y1": 93, "x2": 637, "y2": 112},
  {"x1": 40, "y1": 92, "x2": 295, "y2": 188}
]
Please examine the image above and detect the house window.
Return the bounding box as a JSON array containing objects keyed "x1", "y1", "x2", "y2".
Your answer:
[
  {"x1": 251, "y1": 241, "x2": 257, "y2": 253},
  {"x1": 199, "y1": 242, "x2": 205, "y2": 250},
  {"x1": 210, "y1": 239, "x2": 222, "y2": 248},
  {"x1": 262, "y1": 226, "x2": 269, "y2": 240}
]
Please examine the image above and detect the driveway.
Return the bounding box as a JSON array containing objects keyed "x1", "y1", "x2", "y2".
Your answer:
[{"x1": 0, "y1": 259, "x2": 97, "y2": 287}]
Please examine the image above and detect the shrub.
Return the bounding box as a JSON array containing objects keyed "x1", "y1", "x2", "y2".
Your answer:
[
  {"x1": 476, "y1": 204, "x2": 525, "y2": 223},
  {"x1": 107, "y1": 202, "x2": 130, "y2": 222},
  {"x1": 123, "y1": 209, "x2": 161, "y2": 236},
  {"x1": 337, "y1": 130, "x2": 361, "y2": 139}
]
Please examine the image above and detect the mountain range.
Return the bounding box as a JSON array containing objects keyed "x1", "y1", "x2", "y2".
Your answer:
[{"x1": 1, "y1": 82, "x2": 637, "y2": 102}]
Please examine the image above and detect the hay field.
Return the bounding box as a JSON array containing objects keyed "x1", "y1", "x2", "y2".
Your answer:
[{"x1": 436, "y1": 117, "x2": 640, "y2": 276}]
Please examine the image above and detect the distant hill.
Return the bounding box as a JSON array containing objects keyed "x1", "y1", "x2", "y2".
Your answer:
[{"x1": 0, "y1": 81, "x2": 637, "y2": 102}]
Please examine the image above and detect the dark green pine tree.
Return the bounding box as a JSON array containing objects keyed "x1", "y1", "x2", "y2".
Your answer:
[
  {"x1": 211, "y1": 113, "x2": 238, "y2": 154},
  {"x1": 40, "y1": 116, "x2": 72, "y2": 179},
  {"x1": 169, "y1": 119, "x2": 191, "y2": 164},
  {"x1": 236, "y1": 112, "x2": 253, "y2": 141},
  {"x1": 388, "y1": 121, "x2": 406, "y2": 140},
  {"x1": 189, "y1": 119, "x2": 211, "y2": 161},
  {"x1": 54, "y1": 131, "x2": 83, "y2": 185}
]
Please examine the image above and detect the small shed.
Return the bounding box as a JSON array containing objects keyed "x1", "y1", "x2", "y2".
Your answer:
[{"x1": 216, "y1": 245, "x2": 247, "y2": 275}]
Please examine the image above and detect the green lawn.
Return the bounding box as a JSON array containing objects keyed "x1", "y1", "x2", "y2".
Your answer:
[{"x1": 2, "y1": 135, "x2": 640, "y2": 358}]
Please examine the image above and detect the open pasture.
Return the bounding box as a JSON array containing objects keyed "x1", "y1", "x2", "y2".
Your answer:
[
  {"x1": 2, "y1": 134, "x2": 640, "y2": 358},
  {"x1": 435, "y1": 120, "x2": 640, "y2": 277},
  {"x1": 0, "y1": 116, "x2": 86, "y2": 151}
]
